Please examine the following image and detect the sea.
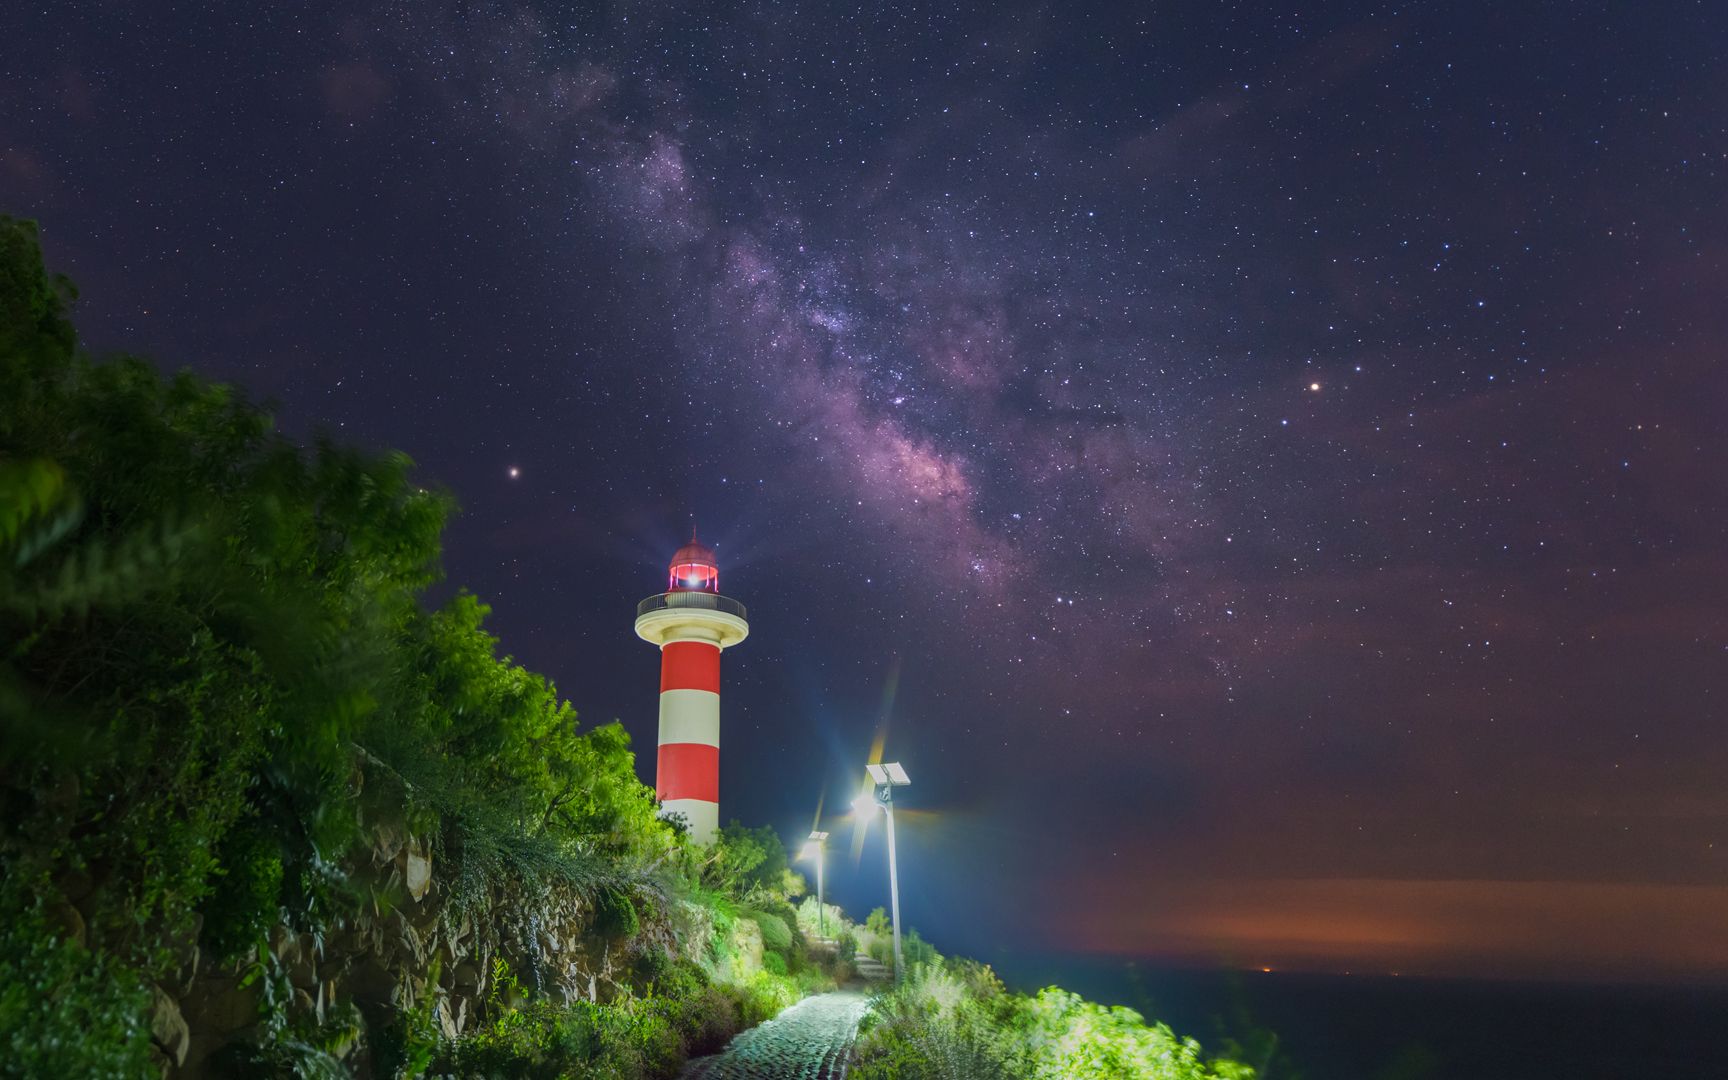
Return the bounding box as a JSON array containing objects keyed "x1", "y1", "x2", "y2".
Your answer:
[{"x1": 987, "y1": 954, "x2": 1728, "y2": 1080}]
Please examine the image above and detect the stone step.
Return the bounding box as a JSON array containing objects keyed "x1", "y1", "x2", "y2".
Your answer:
[{"x1": 852, "y1": 957, "x2": 891, "y2": 982}]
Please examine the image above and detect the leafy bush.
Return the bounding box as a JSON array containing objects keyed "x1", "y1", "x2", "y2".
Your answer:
[
  {"x1": 794, "y1": 895, "x2": 846, "y2": 940},
  {"x1": 201, "y1": 822, "x2": 284, "y2": 960},
  {"x1": 593, "y1": 886, "x2": 643, "y2": 939},
  {"x1": 440, "y1": 994, "x2": 681, "y2": 1080},
  {"x1": 854, "y1": 959, "x2": 1257, "y2": 1080},
  {"x1": 734, "y1": 969, "x2": 802, "y2": 1027},
  {"x1": 746, "y1": 909, "x2": 793, "y2": 954},
  {"x1": 902, "y1": 927, "x2": 940, "y2": 970},
  {"x1": 1020, "y1": 987, "x2": 1256, "y2": 1079},
  {"x1": 0, "y1": 891, "x2": 152, "y2": 1078},
  {"x1": 0, "y1": 216, "x2": 707, "y2": 1066},
  {"x1": 8, "y1": 218, "x2": 1188, "y2": 1079},
  {"x1": 699, "y1": 822, "x2": 798, "y2": 901}
]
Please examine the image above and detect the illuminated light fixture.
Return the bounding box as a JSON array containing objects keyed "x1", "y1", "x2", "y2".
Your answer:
[
  {"x1": 860, "y1": 761, "x2": 911, "y2": 980},
  {"x1": 865, "y1": 762, "x2": 910, "y2": 787},
  {"x1": 801, "y1": 829, "x2": 830, "y2": 938}
]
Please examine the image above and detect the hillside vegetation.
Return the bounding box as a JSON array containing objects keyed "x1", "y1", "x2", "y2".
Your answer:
[
  {"x1": 0, "y1": 216, "x2": 837, "y2": 1077},
  {"x1": 0, "y1": 215, "x2": 1262, "y2": 1080}
]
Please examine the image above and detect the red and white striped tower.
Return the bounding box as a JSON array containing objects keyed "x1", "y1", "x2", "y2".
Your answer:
[{"x1": 634, "y1": 535, "x2": 748, "y2": 844}]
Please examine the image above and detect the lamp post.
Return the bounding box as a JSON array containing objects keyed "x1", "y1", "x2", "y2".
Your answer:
[
  {"x1": 855, "y1": 761, "x2": 911, "y2": 980},
  {"x1": 800, "y1": 830, "x2": 829, "y2": 939}
]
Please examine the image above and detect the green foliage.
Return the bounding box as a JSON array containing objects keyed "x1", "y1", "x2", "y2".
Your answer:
[
  {"x1": 699, "y1": 822, "x2": 792, "y2": 899},
  {"x1": 902, "y1": 927, "x2": 940, "y2": 970},
  {"x1": 446, "y1": 994, "x2": 683, "y2": 1080},
  {"x1": 794, "y1": 895, "x2": 845, "y2": 939},
  {"x1": 853, "y1": 961, "x2": 1017, "y2": 1080},
  {"x1": 202, "y1": 823, "x2": 285, "y2": 960},
  {"x1": 438, "y1": 952, "x2": 802, "y2": 1079},
  {"x1": 0, "y1": 216, "x2": 75, "y2": 384},
  {"x1": 745, "y1": 908, "x2": 794, "y2": 954},
  {"x1": 1021, "y1": 988, "x2": 1253, "y2": 1079},
  {"x1": 0, "y1": 217, "x2": 846, "y2": 1074},
  {"x1": 866, "y1": 906, "x2": 891, "y2": 936},
  {"x1": 854, "y1": 960, "x2": 1257, "y2": 1080},
  {"x1": 593, "y1": 886, "x2": 643, "y2": 939},
  {"x1": 835, "y1": 928, "x2": 858, "y2": 964},
  {"x1": 733, "y1": 968, "x2": 802, "y2": 1027},
  {"x1": 0, "y1": 216, "x2": 681, "y2": 1004},
  {"x1": 0, "y1": 889, "x2": 152, "y2": 1079},
  {"x1": 371, "y1": 959, "x2": 444, "y2": 1080}
]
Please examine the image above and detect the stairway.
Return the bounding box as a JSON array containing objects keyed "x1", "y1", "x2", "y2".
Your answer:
[{"x1": 851, "y1": 954, "x2": 891, "y2": 983}]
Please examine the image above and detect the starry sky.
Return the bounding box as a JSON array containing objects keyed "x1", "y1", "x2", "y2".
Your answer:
[{"x1": 6, "y1": 1, "x2": 1727, "y2": 982}]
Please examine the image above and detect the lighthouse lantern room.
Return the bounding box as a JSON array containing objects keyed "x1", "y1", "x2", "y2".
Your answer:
[{"x1": 634, "y1": 534, "x2": 748, "y2": 844}]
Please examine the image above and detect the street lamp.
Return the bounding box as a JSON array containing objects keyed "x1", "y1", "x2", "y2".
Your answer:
[
  {"x1": 799, "y1": 830, "x2": 829, "y2": 938},
  {"x1": 858, "y1": 761, "x2": 911, "y2": 980}
]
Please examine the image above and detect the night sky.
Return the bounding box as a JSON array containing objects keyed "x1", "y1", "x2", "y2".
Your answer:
[{"x1": 6, "y1": 2, "x2": 1727, "y2": 983}]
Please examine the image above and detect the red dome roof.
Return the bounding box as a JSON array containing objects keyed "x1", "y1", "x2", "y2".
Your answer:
[
  {"x1": 667, "y1": 532, "x2": 720, "y2": 592},
  {"x1": 670, "y1": 539, "x2": 718, "y2": 569}
]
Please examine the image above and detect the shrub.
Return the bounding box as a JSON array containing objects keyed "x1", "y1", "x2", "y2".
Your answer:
[
  {"x1": 0, "y1": 893, "x2": 152, "y2": 1078},
  {"x1": 201, "y1": 823, "x2": 284, "y2": 960},
  {"x1": 852, "y1": 965, "x2": 1015, "y2": 1080},
  {"x1": 746, "y1": 909, "x2": 793, "y2": 954},
  {"x1": 441, "y1": 995, "x2": 681, "y2": 1080},
  {"x1": 794, "y1": 895, "x2": 846, "y2": 940},
  {"x1": 903, "y1": 927, "x2": 940, "y2": 970},
  {"x1": 593, "y1": 886, "x2": 642, "y2": 939},
  {"x1": 853, "y1": 960, "x2": 1257, "y2": 1080}
]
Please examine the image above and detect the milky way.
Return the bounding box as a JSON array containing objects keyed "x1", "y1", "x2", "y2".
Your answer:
[{"x1": 5, "y1": 1, "x2": 1726, "y2": 978}]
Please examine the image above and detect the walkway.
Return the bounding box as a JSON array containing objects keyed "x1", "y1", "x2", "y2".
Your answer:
[{"x1": 678, "y1": 989, "x2": 870, "y2": 1080}]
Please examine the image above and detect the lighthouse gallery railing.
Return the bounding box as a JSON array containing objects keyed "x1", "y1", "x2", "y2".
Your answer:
[{"x1": 637, "y1": 592, "x2": 749, "y2": 621}]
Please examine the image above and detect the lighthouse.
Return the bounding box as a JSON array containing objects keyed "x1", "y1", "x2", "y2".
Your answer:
[{"x1": 634, "y1": 534, "x2": 749, "y2": 844}]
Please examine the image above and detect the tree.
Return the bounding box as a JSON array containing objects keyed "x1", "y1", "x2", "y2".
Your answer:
[{"x1": 701, "y1": 822, "x2": 794, "y2": 899}]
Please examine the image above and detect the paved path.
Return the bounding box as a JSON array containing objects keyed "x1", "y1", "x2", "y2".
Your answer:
[{"x1": 679, "y1": 990, "x2": 870, "y2": 1080}]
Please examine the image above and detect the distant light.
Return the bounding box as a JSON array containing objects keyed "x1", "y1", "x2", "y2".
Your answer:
[
  {"x1": 508, "y1": 465, "x2": 521, "y2": 479},
  {"x1": 1308, "y1": 382, "x2": 1320, "y2": 391}
]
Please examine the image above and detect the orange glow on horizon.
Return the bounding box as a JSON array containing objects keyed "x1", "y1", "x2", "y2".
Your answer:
[{"x1": 1049, "y1": 877, "x2": 1728, "y2": 982}]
